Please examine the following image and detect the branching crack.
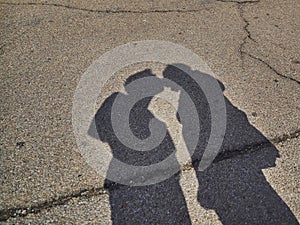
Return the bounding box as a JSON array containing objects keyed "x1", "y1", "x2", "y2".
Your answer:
[
  {"x1": 1, "y1": 0, "x2": 299, "y2": 221},
  {"x1": 218, "y1": 0, "x2": 300, "y2": 84}
]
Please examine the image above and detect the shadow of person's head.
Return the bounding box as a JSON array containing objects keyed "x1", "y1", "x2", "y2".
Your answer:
[
  {"x1": 89, "y1": 63, "x2": 280, "y2": 171},
  {"x1": 163, "y1": 64, "x2": 298, "y2": 225},
  {"x1": 87, "y1": 63, "x2": 297, "y2": 225},
  {"x1": 88, "y1": 69, "x2": 157, "y2": 140},
  {"x1": 162, "y1": 63, "x2": 279, "y2": 170}
]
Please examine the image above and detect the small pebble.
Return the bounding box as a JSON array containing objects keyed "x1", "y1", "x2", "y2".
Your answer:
[{"x1": 16, "y1": 142, "x2": 25, "y2": 147}]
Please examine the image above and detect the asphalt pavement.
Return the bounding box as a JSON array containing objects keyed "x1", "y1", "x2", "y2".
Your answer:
[{"x1": 0, "y1": 0, "x2": 299, "y2": 224}]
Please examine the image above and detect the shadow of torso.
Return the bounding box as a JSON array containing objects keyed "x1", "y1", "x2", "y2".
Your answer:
[
  {"x1": 93, "y1": 70, "x2": 192, "y2": 225},
  {"x1": 164, "y1": 65, "x2": 299, "y2": 225},
  {"x1": 90, "y1": 66, "x2": 298, "y2": 225}
]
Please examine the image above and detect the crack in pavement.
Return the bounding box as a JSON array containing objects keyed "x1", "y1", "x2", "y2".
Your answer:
[
  {"x1": 243, "y1": 51, "x2": 300, "y2": 84},
  {"x1": 215, "y1": 0, "x2": 260, "y2": 62},
  {"x1": 1, "y1": 128, "x2": 299, "y2": 221},
  {"x1": 217, "y1": 0, "x2": 300, "y2": 84},
  {"x1": 2, "y1": 1, "x2": 298, "y2": 84},
  {"x1": 219, "y1": 0, "x2": 300, "y2": 84},
  {"x1": 182, "y1": 128, "x2": 300, "y2": 171},
  {"x1": 214, "y1": 128, "x2": 300, "y2": 162},
  {"x1": 1, "y1": 0, "x2": 299, "y2": 221},
  {"x1": 0, "y1": 2, "x2": 207, "y2": 14},
  {"x1": 0, "y1": 187, "x2": 108, "y2": 221},
  {"x1": 271, "y1": 129, "x2": 300, "y2": 143},
  {"x1": 216, "y1": 0, "x2": 259, "y2": 4},
  {"x1": 236, "y1": 3, "x2": 257, "y2": 60}
]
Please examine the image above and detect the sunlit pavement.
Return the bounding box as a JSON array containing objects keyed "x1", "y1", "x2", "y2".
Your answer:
[{"x1": 0, "y1": 0, "x2": 299, "y2": 224}]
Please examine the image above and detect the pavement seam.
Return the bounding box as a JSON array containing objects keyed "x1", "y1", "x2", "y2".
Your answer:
[
  {"x1": 1, "y1": 129, "x2": 299, "y2": 221},
  {"x1": 0, "y1": 2, "x2": 207, "y2": 14}
]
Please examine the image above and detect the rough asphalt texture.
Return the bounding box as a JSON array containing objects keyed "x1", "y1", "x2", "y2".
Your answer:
[{"x1": 0, "y1": 0, "x2": 299, "y2": 224}]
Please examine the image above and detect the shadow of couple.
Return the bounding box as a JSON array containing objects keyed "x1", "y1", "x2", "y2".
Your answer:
[{"x1": 89, "y1": 64, "x2": 298, "y2": 225}]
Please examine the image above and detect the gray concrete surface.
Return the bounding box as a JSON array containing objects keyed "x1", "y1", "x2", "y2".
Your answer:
[{"x1": 0, "y1": 0, "x2": 299, "y2": 224}]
